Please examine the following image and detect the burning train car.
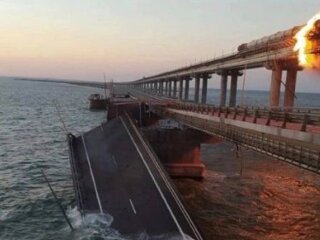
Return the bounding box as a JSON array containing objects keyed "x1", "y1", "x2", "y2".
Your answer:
[
  {"x1": 237, "y1": 19, "x2": 320, "y2": 65},
  {"x1": 237, "y1": 25, "x2": 302, "y2": 54}
]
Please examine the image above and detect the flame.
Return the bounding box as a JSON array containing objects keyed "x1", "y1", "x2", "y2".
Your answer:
[{"x1": 294, "y1": 13, "x2": 320, "y2": 68}]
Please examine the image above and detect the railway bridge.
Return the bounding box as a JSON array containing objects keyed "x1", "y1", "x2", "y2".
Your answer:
[{"x1": 121, "y1": 20, "x2": 320, "y2": 109}]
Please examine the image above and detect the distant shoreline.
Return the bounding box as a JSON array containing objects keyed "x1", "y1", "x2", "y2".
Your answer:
[{"x1": 0, "y1": 76, "x2": 319, "y2": 94}]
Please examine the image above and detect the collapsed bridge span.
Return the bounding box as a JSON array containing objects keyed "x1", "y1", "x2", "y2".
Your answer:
[{"x1": 68, "y1": 112, "x2": 203, "y2": 239}]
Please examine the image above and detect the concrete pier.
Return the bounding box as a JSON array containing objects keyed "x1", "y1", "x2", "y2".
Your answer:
[
  {"x1": 155, "y1": 82, "x2": 158, "y2": 94},
  {"x1": 284, "y1": 69, "x2": 297, "y2": 109},
  {"x1": 220, "y1": 72, "x2": 228, "y2": 106},
  {"x1": 229, "y1": 72, "x2": 238, "y2": 107},
  {"x1": 152, "y1": 82, "x2": 156, "y2": 93},
  {"x1": 194, "y1": 76, "x2": 200, "y2": 103},
  {"x1": 159, "y1": 81, "x2": 163, "y2": 96},
  {"x1": 144, "y1": 128, "x2": 205, "y2": 178},
  {"x1": 184, "y1": 77, "x2": 190, "y2": 101},
  {"x1": 179, "y1": 78, "x2": 183, "y2": 100},
  {"x1": 165, "y1": 81, "x2": 169, "y2": 96},
  {"x1": 173, "y1": 80, "x2": 177, "y2": 98},
  {"x1": 201, "y1": 75, "x2": 208, "y2": 104},
  {"x1": 168, "y1": 80, "x2": 172, "y2": 97},
  {"x1": 269, "y1": 66, "x2": 282, "y2": 108}
]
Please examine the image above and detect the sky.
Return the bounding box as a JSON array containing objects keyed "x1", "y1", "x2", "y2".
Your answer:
[{"x1": 0, "y1": 0, "x2": 319, "y2": 92}]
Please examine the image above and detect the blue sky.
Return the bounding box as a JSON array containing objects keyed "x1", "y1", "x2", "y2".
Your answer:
[{"x1": 0, "y1": 0, "x2": 319, "y2": 92}]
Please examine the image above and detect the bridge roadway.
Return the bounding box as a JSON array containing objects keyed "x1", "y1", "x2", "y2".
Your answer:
[
  {"x1": 116, "y1": 85, "x2": 320, "y2": 174},
  {"x1": 68, "y1": 112, "x2": 203, "y2": 239},
  {"x1": 119, "y1": 85, "x2": 320, "y2": 134}
]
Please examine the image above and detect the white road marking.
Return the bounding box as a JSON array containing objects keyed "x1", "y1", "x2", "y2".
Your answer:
[
  {"x1": 81, "y1": 135, "x2": 104, "y2": 214},
  {"x1": 100, "y1": 125, "x2": 104, "y2": 132},
  {"x1": 120, "y1": 116, "x2": 187, "y2": 240},
  {"x1": 129, "y1": 198, "x2": 137, "y2": 215}
]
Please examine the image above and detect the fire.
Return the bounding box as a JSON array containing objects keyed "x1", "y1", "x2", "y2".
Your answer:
[{"x1": 294, "y1": 12, "x2": 320, "y2": 68}]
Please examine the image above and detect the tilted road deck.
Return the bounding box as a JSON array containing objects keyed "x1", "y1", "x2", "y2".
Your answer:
[{"x1": 68, "y1": 112, "x2": 203, "y2": 239}]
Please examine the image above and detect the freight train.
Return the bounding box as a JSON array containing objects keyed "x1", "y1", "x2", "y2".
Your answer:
[{"x1": 237, "y1": 20, "x2": 320, "y2": 55}]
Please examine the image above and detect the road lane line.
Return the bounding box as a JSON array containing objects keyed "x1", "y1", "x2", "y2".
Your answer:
[
  {"x1": 81, "y1": 135, "x2": 104, "y2": 214},
  {"x1": 120, "y1": 116, "x2": 187, "y2": 240},
  {"x1": 129, "y1": 198, "x2": 137, "y2": 215}
]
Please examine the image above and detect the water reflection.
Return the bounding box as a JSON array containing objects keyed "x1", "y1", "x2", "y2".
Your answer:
[{"x1": 174, "y1": 142, "x2": 320, "y2": 240}]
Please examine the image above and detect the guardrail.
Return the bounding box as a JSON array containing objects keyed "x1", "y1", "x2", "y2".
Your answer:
[
  {"x1": 153, "y1": 107, "x2": 320, "y2": 174},
  {"x1": 169, "y1": 102, "x2": 320, "y2": 132}
]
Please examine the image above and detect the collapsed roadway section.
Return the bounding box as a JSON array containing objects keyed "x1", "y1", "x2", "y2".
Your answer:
[{"x1": 68, "y1": 111, "x2": 203, "y2": 239}]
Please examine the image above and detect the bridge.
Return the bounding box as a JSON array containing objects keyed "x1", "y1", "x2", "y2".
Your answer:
[
  {"x1": 111, "y1": 19, "x2": 320, "y2": 176},
  {"x1": 68, "y1": 19, "x2": 320, "y2": 238},
  {"x1": 122, "y1": 20, "x2": 320, "y2": 109}
]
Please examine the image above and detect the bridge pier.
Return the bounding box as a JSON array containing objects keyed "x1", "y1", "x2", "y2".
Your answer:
[
  {"x1": 173, "y1": 80, "x2": 177, "y2": 98},
  {"x1": 159, "y1": 81, "x2": 164, "y2": 96},
  {"x1": 269, "y1": 65, "x2": 282, "y2": 108},
  {"x1": 153, "y1": 82, "x2": 157, "y2": 94},
  {"x1": 162, "y1": 81, "x2": 165, "y2": 96},
  {"x1": 220, "y1": 72, "x2": 228, "y2": 106},
  {"x1": 144, "y1": 127, "x2": 206, "y2": 178},
  {"x1": 157, "y1": 80, "x2": 161, "y2": 95},
  {"x1": 156, "y1": 82, "x2": 160, "y2": 95},
  {"x1": 201, "y1": 74, "x2": 209, "y2": 104},
  {"x1": 284, "y1": 69, "x2": 297, "y2": 109},
  {"x1": 184, "y1": 77, "x2": 190, "y2": 101},
  {"x1": 179, "y1": 78, "x2": 183, "y2": 100},
  {"x1": 168, "y1": 80, "x2": 172, "y2": 97},
  {"x1": 229, "y1": 71, "x2": 238, "y2": 107},
  {"x1": 194, "y1": 75, "x2": 200, "y2": 103},
  {"x1": 156, "y1": 82, "x2": 159, "y2": 94}
]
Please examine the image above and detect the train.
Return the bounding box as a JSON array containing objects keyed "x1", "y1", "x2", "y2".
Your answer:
[{"x1": 237, "y1": 20, "x2": 320, "y2": 55}]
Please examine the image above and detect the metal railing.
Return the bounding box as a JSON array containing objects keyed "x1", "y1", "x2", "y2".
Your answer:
[
  {"x1": 153, "y1": 107, "x2": 320, "y2": 174},
  {"x1": 169, "y1": 102, "x2": 320, "y2": 132}
]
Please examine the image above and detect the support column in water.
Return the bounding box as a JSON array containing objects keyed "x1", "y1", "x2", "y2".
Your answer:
[
  {"x1": 269, "y1": 65, "x2": 282, "y2": 108},
  {"x1": 152, "y1": 82, "x2": 156, "y2": 94},
  {"x1": 284, "y1": 69, "x2": 297, "y2": 109},
  {"x1": 184, "y1": 77, "x2": 190, "y2": 101},
  {"x1": 201, "y1": 74, "x2": 209, "y2": 104},
  {"x1": 194, "y1": 75, "x2": 200, "y2": 103},
  {"x1": 229, "y1": 71, "x2": 238, "y2": 107},
  {"x1": 168, "y1": 80, "x2": 172, "y2": 97},
  {"x1": 159, "y1": 81, "x2": 163, "y2": 96},
  {"x1": 173, "y1": 80, "x2": 177, "y2": 98},
  {"x1": 179, "y1": 78, "x2": 183, "y2": 100},
  {"x1": 220, "y1": 72, "x2": 228, "y2": 106}
]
